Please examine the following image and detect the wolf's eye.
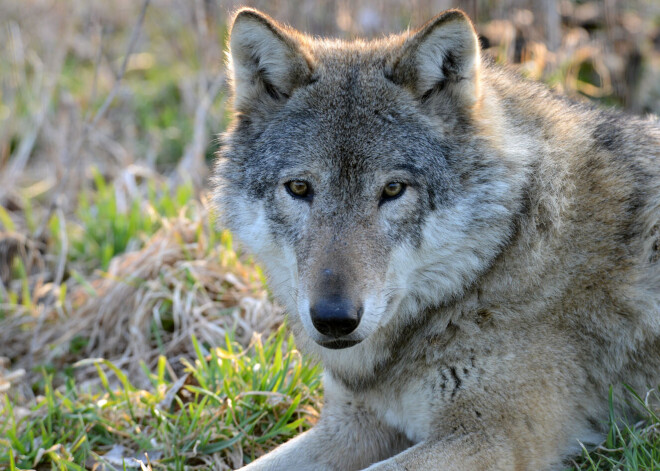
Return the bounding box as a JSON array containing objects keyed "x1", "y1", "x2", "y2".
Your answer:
[
  {"x1": 286, "y1": 180, "x2": 310, "y2": 198},
  {"x1": 381, "y1": 182, "x2": 406, "y2": 201}
]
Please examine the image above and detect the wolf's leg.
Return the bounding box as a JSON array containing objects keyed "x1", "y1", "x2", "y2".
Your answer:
[
  {"x1": 237, "y1": 399, "x2": 410, "y2": 471},
  {"x1": 363, "y1": 435, "x2": 515, "y2": 471},
  {"x1": 365, "y1": 349, "x2": 594, "y2": 471}
]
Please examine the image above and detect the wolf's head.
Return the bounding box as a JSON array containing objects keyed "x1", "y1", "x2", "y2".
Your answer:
[{"x1": 214, "y1": 9, "x2": 524, "y2": 355}]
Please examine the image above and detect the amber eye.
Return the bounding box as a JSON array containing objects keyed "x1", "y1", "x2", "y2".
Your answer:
[
  {"x1": 381, "y1": 182, "x2": 405, "y2": 200},
  {"x1": 286, "y1": 180, "x2": 310, "y2": 198}
]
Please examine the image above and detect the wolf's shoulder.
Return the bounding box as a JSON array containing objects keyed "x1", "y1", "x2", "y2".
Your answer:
[{"x1": 478, "y1": 59, "x2": 659, "y2": 162}]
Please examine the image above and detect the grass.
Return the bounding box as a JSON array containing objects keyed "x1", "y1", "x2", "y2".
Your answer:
[
  {"x1": 0, "y1": 172, "x2": 303, "y2": 469},
  {"x1": 0, "y1": 0, "x2": 658, "y2": 469},
  {"x1": 0, "y1": 326, "x2": 323, "y2": 470},
  {"x1": 68, "y1": 169, "x2": 196, "y2": 271},
  {"x1": 567, "y1": 388, "x2": 660, "y2": 471}
]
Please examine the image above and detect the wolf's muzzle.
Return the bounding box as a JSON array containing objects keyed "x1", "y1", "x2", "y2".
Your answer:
[{"x1": 310, "y1": 298, "x2": 363, "y2": 338}]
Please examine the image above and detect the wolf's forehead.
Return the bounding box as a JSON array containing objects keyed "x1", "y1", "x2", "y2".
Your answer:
[
  {"x1": 257, "y1": 53, "x2": 447, "y2": 180},
  {"x1": 274, "y1": 74, "x2": 441, "y2": 176},
  {"x1": 312, "y1": 44, "x2": 391, "y2": 73},
  {"x1": 314, "y1": 50, "x2": 386, "y2": 76},
  {"x1": 314, "y1": 67, "x2": 392, "y2": 109},
  {"x1": 291, "y1": 67, "x2": 412, "y2": 147}
]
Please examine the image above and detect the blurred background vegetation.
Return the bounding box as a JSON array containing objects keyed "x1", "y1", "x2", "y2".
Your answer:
[{"x1": 0, "y1": 1, "x2": 659, "y2": 469}]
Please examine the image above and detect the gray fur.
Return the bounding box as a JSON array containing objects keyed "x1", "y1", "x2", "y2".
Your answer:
[{"x1": 213, "y1": 8, "x2": 660, "y2": 471}]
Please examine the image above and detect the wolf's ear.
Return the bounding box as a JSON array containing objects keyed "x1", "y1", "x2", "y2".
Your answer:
[
  {"x1": 391, "y1": 10, "x2": 481, "y2": 107},
  {"x1": 228, "y1": 8, "x2": 312, "y2": 113}
]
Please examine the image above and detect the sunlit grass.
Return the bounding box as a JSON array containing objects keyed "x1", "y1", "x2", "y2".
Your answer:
[
  {"x1": 0, "y1": 326, "x2": 322, "y2": 470},
  {"x1": 66, "y1": 170, "x2": 196, "y2": 271},
  {"x1": 567, "y1": 388, "x2": 660, "y2": 471}
]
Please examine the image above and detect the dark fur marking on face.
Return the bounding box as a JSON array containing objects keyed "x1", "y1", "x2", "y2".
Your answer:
[
  {"x1": 426, "y1": 187, "x2": 438, "y2": 212},
  {"x1": 236, "y1": 115, "x2": 252, "y2": 129},
  {"x1": 438, "y1": 371, "x2": 449, "y2": 400},
  {"x1": 265, "y1": 210, "x2": 293, "y2": 241},
  {"x1": 396, "y1": 207, "x2": 428, "y2": 249},
  {"x1": 391, "y1": 163, "x2": 424, "y2": 177}
]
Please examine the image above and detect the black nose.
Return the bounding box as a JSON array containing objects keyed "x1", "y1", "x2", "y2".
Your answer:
[{"x1": 310, "y1": 298, "x2": 362, "y2": 338}]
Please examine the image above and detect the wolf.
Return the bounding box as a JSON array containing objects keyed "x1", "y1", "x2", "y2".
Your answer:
[{"x1": 213, "y1": 7, "x2": 660, "y2": 470}]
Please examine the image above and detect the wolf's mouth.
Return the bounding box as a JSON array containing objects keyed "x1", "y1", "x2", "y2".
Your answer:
[{"x1": 318, "y1": 338, "x2": 362, "y2": 350}]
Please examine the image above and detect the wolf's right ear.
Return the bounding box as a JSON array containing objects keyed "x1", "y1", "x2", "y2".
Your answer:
[
  {"x1": 228, "y1": 9, "x2": 312, "y2": 113},
  {"x1": 390, "y1": 10, "x2": 481, "y2": 108}
]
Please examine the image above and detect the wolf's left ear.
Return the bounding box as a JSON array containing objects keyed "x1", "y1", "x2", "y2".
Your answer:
[
  {"x1": 228, "y1": 8, "x2": 312, "y2": 113},
  {"x1": 390, "y1": 10, "x2": 481, "y2": 107}
]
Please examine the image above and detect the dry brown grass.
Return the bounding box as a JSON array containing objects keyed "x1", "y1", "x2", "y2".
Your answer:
[{"x1": 0, "y1": 195, "x2": 283, "y2": 388}]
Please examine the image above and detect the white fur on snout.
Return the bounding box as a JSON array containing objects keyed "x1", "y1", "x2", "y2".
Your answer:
[
  {"x1": 297, "y1": 296, "x2": 318, "y2": 339},
  {"x1": 231, "y1": 199, "x2": 270, "y2": 254},
  {"x1": 381, "y1": 189, "x2": 513, "y2": 326},
  {"x1": 231, "y1": 198, "x2": 299, "y2": 315},
  {"x1": 356, "y1": 292, "x2": 391, "y2": 338}
]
